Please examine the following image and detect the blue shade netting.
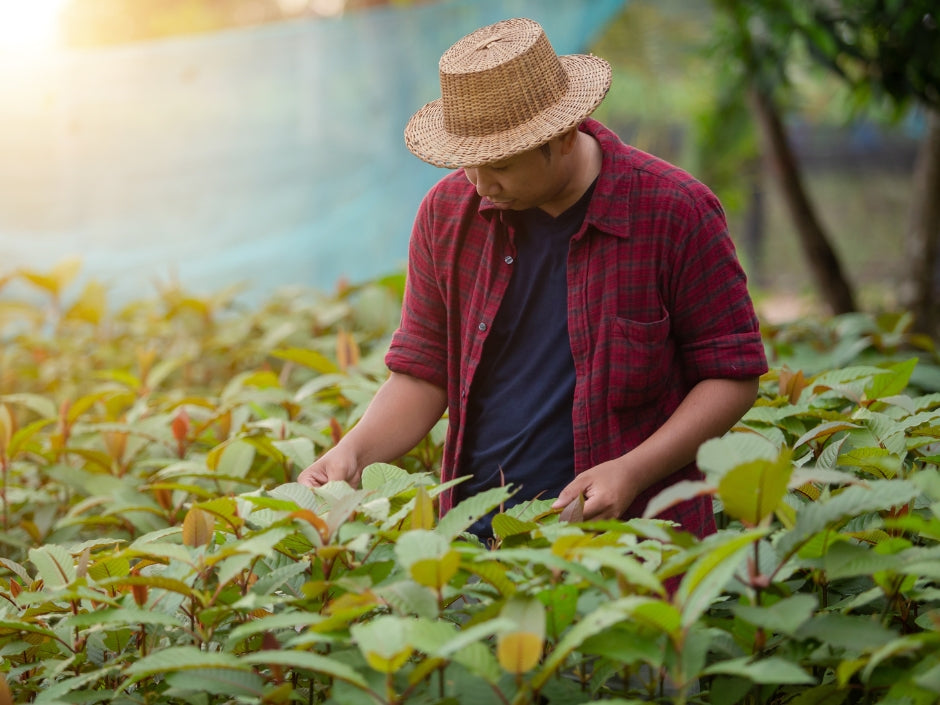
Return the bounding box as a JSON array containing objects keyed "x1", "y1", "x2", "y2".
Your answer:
[{"x1": 0, "y1": 0, "x2": 625, "y2": 305}]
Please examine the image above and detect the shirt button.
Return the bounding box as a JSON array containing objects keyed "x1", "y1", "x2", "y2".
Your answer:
[
  {"x1": 504, "y1": 255, "x2": 514, "y2": 264},
  {"x1": 478, "y1": 322, "x2": 487, "y2": 332}
]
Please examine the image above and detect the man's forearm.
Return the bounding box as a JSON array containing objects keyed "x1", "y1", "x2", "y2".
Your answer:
[
  {"x1": 333, "y1": 371, "x2": 448, "y2": 470},
  {"x1": 619, "y1": 376, "x2": 760, "y2": 490},
  {"x1": 553, "y1": 376, "x2": 760, "y2": 519}
]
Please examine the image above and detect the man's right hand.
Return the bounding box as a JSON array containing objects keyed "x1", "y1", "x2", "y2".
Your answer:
[
  {"x1": 293, "y1": 372, "x2": 447, "y2": 490},
  {"x1": 296, "y1": 446, "x2": 361, "y2": 488}
]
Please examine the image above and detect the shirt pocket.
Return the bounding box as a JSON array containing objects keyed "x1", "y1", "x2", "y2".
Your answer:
[{"x1": 607, "y1": 312, "x2": 675, "y2": 410}]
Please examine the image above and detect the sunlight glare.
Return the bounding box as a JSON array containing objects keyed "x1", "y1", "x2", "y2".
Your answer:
[{"x1": 0, "y1": 0, "x2": 68, "y2": 55}]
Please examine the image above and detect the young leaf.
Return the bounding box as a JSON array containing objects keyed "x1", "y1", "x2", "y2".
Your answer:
[
  {"x1": 410, "y1": 484, "x2": 435, "y2": 531},
  {"x1": 350, "y1": 615, "x2": 415, "y2": 674},
  {"x1": 497, "y1": 596, "x2": 546, "y2": 674},
  {"x1": 182, "y1": 506, "x2": 215, "y2": 547},
  {"x1": 0, "y1": 672, "x2": 11, "y2": 705},
  {"x1": 717, "y1": 450, "x2": 793, "y2": 527},
  {"x1": 336, "y1": 329, "x2": 361, "y2": 372}
]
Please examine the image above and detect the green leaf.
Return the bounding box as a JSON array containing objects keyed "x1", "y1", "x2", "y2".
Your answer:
[
  {"x1": 123, "y1": 646, "x2": 246, "y2": 679},
  {"x1": 717, "y1": 449, "x2": 793, "y2": 526},
  {"x1": 376, "y1": 580, "x2": 439, "y2": 619},
  {"x1": 777, "y1": 480, "x2": 921, "y2": 557},
  {"x1": 865, "y1": 358, "x2": 918, "y2": 400},
  {"x1": 207, "y1": 439, "x2": 255, "y2": 477},
  {"x1": 676, "y1": 529, "x2": 765, "y2": 627},
  {"x1": 29, "y1": 545, "x2": 76, "y2": 588},
  {"x1": 65, "y1": 607, "x2": 186, "y2": 629},
  {"x1": 350, "y1": 615, "x2": 415, "y2": 674},
  {"x1": 796, "y1": 613, "x2": 898, "y2": 652},
  {"x1": 0, "y1": 393, "x2": 58, "y2": 419},
  {"x1": 837, "y1": 447, "x2": 901, "y2": 479},
  {"x1": 165, "y1": 668, "x2": 266, "y2": 697},
  {"x1": 33, "y1": 666, "x2": 121, "y2": 704},
  {"x1": 697, "y1": 433, "x2": 781, "y2": 478},
  {"x1": 491, "y1": 513, "x2": 538, "y2": 538},
  {"x1": 704, "y1": 656, "x2": 815, "y2": 684},
  {"x1": 436, "y1": 485, "x2": 515, "y2": 540},
  {"x1": 532, "y1": 597, "x2": 658, "y2": 689},
  {"x1": 241, "y1": 649, "x2": 371, "y2": 689},
  {"x1": 537, "y1": 583, "x2": 579, "y2": 641},
  {"x1": 733, "y1": 593, "x2": 818, "y2": 635},
  {"x1": 270, "y1": 347, "x2": 339, "y2": 374}
]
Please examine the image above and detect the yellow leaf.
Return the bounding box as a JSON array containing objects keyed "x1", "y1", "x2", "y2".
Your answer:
[
  {"x1": 364, "y1": 646, "x2": 413, "y2": 674},
  {"x1": 410, "y1": 485, "x2": 435, "y2": 530},
  {"x1": 336, "y1": 329, "x2": 360, "y2": 372},
  {"x1": 64, "y1": 281, "x2": 107, "y2": 325},
  {"x1": 20, "y1": 258, "x2": 81, "y2": 297},
  {"x1": 497, "y1": 631, "x2": 542, "y2": 674},
  {"x1": 0, "y1": 404, "x2": 13, "y2": 456},
  {"x1": 0, "y1": 671, "x2": 12, "y2": 705},
  {"x1": 182, "y1": 506, "x2": 215, "y2": 547},
  {"x1": 409, "y1": 552, "x2": 459, "y2": 590}
]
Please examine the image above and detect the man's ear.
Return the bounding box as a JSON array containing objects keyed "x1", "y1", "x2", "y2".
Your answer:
[{"x1": 558, "y1": 125, "x2": 581, "y2": 155}]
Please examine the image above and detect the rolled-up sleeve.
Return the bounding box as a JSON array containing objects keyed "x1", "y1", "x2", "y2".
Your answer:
[
  {"x1": 667, "y1": 187, "x2": 767, "y2": 385},
  {"x1": 385, "y1": 194, "x2": 449, "y2": 390}
]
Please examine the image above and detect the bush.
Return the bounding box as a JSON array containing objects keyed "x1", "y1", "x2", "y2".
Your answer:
[{"x1": 1, "y1": 264, "x2": 940, "y2": 704}]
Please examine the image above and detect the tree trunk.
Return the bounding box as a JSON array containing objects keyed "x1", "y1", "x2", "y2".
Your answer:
[
  {"x1": 903, "y1": 107, "x2": 940, "y2": 336},
  {"x1": 747, "y1": 85, "x2": 858, "y2": 315}
]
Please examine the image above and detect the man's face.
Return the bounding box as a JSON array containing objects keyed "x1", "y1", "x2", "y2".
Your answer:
[{"x1": 462, "y1": 140, "x2": 567, "y2": 213}]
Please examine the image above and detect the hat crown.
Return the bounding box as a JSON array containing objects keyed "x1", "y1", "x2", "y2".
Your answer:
[{"x1": 439, "y1": 18, "x2": 568, "y2": 138}]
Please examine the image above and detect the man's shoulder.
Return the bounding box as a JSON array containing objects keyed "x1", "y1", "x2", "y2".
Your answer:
[{"x1": 586, "y1": 118, "x2": 715, "y2": 201}]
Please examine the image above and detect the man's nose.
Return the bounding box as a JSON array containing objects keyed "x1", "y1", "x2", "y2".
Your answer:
[{"x1": 465, "y1": 167, "x2": 499, "y2": 197}]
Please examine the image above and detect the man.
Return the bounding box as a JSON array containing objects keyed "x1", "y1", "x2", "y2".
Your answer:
[{"x1": 298, "y1": 17, "x2": 768, "y2": 542}]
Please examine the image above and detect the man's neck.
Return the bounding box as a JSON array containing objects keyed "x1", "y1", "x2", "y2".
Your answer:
[{"x1": 541, "y1": 131, "x2": 602, "y2": 218}]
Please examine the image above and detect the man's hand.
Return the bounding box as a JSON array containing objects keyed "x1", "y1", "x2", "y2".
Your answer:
[
  {"x1": 297, "y1": 446, "x2": 361, "y2": 488},
  {"x1": 551, "y1": 378, "x2": 761, "y2": 523},
  {"x1": 552, "y1": 458, "x2": 639, "y2": 521},
  {"x1": 293, "y1": 372, "x2": 448, "y2": 491}
]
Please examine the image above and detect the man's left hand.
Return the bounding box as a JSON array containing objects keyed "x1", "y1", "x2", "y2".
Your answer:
[{"x1": 552, "y1": 458, "x2": 639, "y2": 521}]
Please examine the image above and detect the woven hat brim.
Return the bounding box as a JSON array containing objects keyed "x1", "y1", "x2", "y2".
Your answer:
[{"x1": 404, "y1": 54, "x2": 612, "y2": 169}]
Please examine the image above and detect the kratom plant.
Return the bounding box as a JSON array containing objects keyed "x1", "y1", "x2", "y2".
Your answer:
[{"x1": 1, "y1": 262, "x2": 939, "y2": 704}]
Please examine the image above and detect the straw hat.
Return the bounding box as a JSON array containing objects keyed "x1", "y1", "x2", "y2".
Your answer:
[{"x1": 404, "y1": 17, "x2": 612, "y2": 169}]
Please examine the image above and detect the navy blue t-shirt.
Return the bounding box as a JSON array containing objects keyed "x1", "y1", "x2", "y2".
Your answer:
[{"x1": 457, "y1": 181, "x2": 596, "y2": 541}]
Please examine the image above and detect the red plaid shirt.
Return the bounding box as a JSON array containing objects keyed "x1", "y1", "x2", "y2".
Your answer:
[{"x1": 386, "y1": 119, "x2": 767, "y2": 537}]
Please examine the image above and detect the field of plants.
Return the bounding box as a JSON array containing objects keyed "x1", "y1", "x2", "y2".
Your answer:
[{"x1": 2, "y1": 261, "x2": 940, "y2": 704}]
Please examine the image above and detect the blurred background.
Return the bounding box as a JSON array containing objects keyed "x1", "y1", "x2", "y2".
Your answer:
[{"x1": 0, "y1": 0, "x2": 936, "y2": 330}]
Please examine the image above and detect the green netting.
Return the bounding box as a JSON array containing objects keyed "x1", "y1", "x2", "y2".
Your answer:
[{"x1": 0, "y1": 0, "x2": 625, "y2": 304}]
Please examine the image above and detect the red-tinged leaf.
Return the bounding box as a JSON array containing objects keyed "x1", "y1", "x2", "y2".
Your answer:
[
  {"x1": 182, "y1": 506, "x2": 215, "y2": 547},
  {"x1": 9, "y1": 579, "x2": 20, "y2": 599},
  {"x1": 262, "y1": 632, "x2": 285, "y2": 683},
  {"x1": 336, "y1": 329, "x2": 360, "y2": 372},
  {"x1": 172, "y1": 408, "x2": 190, "y2": 444},
  {"x1": 132, "y1": 584, "x2": 148, "y2": 607},
  {"x1": 103, "y1": 430, "x2": 128, "y2": 463},
  {"x1": 779, "y1": 366, "x2": 807, "y2": 404},
  {"x1": 0, "y1": 671, "x2": 12, "y2": 705},
  {"x1": 290, "y1": 509, "x2": 330, "y2": 542},
  {"x1": 558, "y1": 493, "x2": 584, "y2": 523},
  {"x1": 153, "y1": 487, "x2": 174, "y2": 511},
  {"x1": 330, "y1": 417, "x2": 343, "y2": 446}
]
